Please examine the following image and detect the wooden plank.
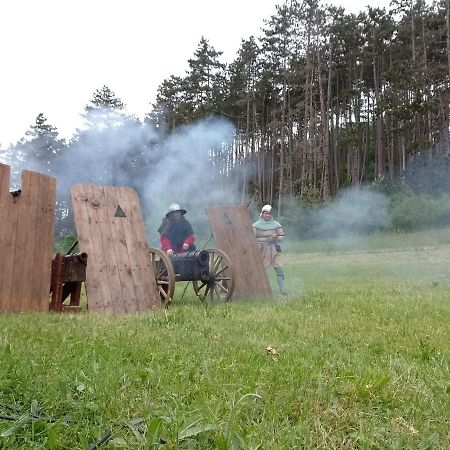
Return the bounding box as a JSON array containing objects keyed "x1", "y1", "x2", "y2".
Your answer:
[
  {"x1": 0, "y1": 164, "x2": 12, "y2": 311},
  {"x1": 71, "y1": 184, "x2": 114, "y2": 313},
  {"x1": 71, "y1": 185, "x2": 105, "y2": 311},
  {"x1": 71, "y1": 184, "x2": 160, "y2": 314},
  {"x1": 0, "y1": 163, "x2": 9, "y2": 194},
  {"x1": 206, "y1": 205, "x2": 272, "y2": 299},
  {"x1": 129, "y1": 188, "x2": 160, "y2": 310},
  {"x1": 7, "y1": 171, "x2": 34, "y2": 312},
  {"x1": 12, "y1": 171, "x2": 41, "y2": 312},
  {"x1": 103, "y1": 186, "x2": 137, "y2": 313},
  {"x1": 116, "y1": 187, "x2": 159, "y2": 311},
  {"x1": 33, "y1": 174, "x2": 56, "y2": 311},
  {"x1": 91, "y1": 185, "x2": 124, "y2": 314}
]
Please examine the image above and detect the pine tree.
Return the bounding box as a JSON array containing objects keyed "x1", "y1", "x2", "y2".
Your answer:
[
  {"x1": 186, "y1": 37, "x2": 227, "y2": 119},
  {"x1": 10, "y1": 113, "x2": 66, "y2": 176}
]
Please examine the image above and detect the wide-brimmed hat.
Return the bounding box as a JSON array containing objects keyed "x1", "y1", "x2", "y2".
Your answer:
[{"x1": 166, "y1": 203, "x2": 186, "y2": 217}]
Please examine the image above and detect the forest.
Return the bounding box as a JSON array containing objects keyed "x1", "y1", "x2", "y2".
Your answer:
[{"x1": 1, "y1": 0, "x2": 450, "y2": 236}]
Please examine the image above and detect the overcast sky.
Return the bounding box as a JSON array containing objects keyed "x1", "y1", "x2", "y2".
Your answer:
[{"x1": 0, "y1": 0, "x2": 390, "y2": 147}]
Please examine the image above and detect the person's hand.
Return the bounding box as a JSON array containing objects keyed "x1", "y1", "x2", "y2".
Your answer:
[
  {"x1": 166, "y1": 249, "x2": 174, "y2": 257},
  {"x1": 182, "y1": 243, "x2": 189, "y2": 251}
]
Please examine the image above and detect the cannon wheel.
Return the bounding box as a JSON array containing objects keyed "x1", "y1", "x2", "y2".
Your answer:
[
  {"x1": 148, "y1": 247, "x2": 175, "y2": 307},
  {"x1": 192, "y1": 248, "x2": 235, "y2": 303}
]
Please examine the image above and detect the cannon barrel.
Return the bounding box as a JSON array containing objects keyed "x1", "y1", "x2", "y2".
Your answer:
[
  {"x1": 171, "y1": 250, "x2": 209, "y2": 266},
  {"x1": 170, "y1": 250, "x2": 209, "y2": 282},
  {"x1": 71, "y1": 252, "x2": 88, "y2": 266}
]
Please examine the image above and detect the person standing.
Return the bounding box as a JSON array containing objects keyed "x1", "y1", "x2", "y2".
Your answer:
[
  {"x1": 253, "y1": 204, "x2": 288, "y2": 296},
  {"x1": 158, "y1": 203, "x2": 196, "y2": 256}
]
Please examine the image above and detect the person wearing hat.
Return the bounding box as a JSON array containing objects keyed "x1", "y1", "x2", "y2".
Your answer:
[
  {"x1": 158, "y1": 203, "x2": 196, "y2": 256},
  {"x1": 253, "y1": 204, "x2": 288, "y2": 296}
]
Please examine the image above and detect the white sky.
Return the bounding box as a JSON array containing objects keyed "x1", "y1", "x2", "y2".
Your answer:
[{"x1": 0, "y1": 0, "x2": 390, "y2": 147}]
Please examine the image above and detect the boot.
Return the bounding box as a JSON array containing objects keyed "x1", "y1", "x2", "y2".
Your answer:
[{"x1": 274, "y1": 267, "x2": 288, "y2": 297}]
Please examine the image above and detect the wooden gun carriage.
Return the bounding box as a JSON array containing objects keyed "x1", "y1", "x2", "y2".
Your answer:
[
  {"x1": 49, "y1": 249, "x2": 88, "y2": 312},
  {"x1": 147, "y1": 247, "x2": 235, "y2": 306}
]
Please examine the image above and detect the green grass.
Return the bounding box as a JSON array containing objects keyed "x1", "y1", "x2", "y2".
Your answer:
[{"x1": 1, "y1": 229, "x2": 450, "y2": 448}]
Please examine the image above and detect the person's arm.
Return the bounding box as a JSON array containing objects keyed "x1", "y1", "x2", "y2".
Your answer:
[
  {"x1": 183, "y1": 234, "x2": 195, "y2": 246},
  {"x1": 275, "y1": 226, "x2": 284, "y2": 243},
  {"x1": 160, "y1": 235, "x2": 172, "y2": 253}
]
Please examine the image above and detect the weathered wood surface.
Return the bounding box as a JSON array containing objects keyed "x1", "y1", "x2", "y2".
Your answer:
[
  {"x1": 206, "y1": 205, "x2": 272, "y2": 299},
  {"x1": 0, "y1": 164, "x2": 56, "y2": 312},
  {"x1": 71, "y1": 184, "x2": 160, "y2": 314}
]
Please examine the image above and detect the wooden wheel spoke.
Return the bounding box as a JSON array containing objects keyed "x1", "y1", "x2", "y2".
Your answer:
[
  {"x1": 213, "y1": 285, "x2": 223, "y2": 300},
  {"x1": 216, "y1": 283, "x2": 229, "y2": 294},
  {"x1": 214, "y1": 265, "x2": 229, "y2": 277},
  {"x1": 213, "y1": 256, "x2": 222, "y2": 273},
  {"x1": 212, "y1": 285, "x2": 221, "y2": 298},
  {"x1": 214, "y1": 276, "x2": 230, "y2": 281},
  {"x1": 155, "y1": 271, "x2": 167, "y2": 281},
  {"x1": 158, "y1": 286, "x2": 169, "y2": 298}
]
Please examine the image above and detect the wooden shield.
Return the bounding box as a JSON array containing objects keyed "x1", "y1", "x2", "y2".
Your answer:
[
  {"x1": 71, "y1": 184, "x2": 160, "y2": 314},
  {"x1": 206, "y1": 205, "x2": 272, "y2": 299},
  {"x1": 0, "y1": 164, "x2": 56, "y2": 312}
]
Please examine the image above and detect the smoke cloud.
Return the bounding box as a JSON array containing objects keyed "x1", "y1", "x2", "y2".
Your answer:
[{"x1": 9, "y1": 112, "x2": 240, "y2": 243}]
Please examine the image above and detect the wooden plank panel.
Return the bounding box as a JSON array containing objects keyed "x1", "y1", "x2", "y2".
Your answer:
[
  {"x1": 90, "y1": 185, "x2": 124, "y2": 314},
  {"x1": 126, "y1": 188, "x2": 161, "y2": 309},
  {"x1": 103, "y1": 186, "x2": 137, "y2": 313},
  {"x1": 71, "y1": 184, "x2": 160, "y2": 314},
  {"x1": 206, "y1": 205, "x2": 272, "y2": 299},
  {"x1": 71, "y1": 184, "x2": 114, "y2": 312},
  {"x1": 116, "y1": 187, "x2": 160, "y2": 311},
  {"x1": 31, "y1": 174, "x2": 56, "y2": 311},
  {"x1": 0, "y1": 163, "x2": 9, "y2": 194},
  {"x1": 13, "y1": 171, "x2": 41, "y2": 312},
  {"x1": 0, "y1": 166, "x2": 55, "y2": 313},
  {"x1": 8, "y1": 171, "x2": 34, "y2": 312},
  {"x1": 0, "y1": 164, "x2": 12, "y2": 311}
]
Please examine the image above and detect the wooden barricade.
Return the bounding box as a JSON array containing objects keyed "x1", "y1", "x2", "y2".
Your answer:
[
  {"x1": 206, "y1": 205, "x2": 272, "y2": 299},
  {"x1": 71, "y1": 184, "x2": 161, "y2": 314},
  {"x1": 0, "y1": 164, "x2": 56, "y2": 312}
]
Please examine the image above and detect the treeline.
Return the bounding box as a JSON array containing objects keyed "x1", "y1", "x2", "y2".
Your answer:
[
  {"x1": 1, "y1": 0, "x2": 450, "y2": 230},
  {"x1": 150, "y1": 0, "x2": 450, "y2": 209}
]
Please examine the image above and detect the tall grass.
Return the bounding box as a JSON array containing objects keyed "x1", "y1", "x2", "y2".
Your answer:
[{"x1": 1, "y1": 229, "x2": 449, "y2": 448}]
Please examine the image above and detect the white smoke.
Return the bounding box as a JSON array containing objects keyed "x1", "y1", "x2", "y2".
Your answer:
[{"x1": 278, "y1": 188, "x2": 391, "y2": 250}]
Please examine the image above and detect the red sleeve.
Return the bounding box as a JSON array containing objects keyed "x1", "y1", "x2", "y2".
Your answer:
[
  {"x1": 160, "y1": 235, "x2": 172, "y2": 252},
  {"x1": 184, "y1": 234, "x2": 195, "y2": 246}
]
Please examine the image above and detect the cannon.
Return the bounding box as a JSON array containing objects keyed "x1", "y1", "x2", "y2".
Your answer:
[
  {"x1": 49, "y1": 249, "x2": 88, "y2": 312},
  {"x1": 147, "y1": 247, "x2": 235, "y2": 306}
]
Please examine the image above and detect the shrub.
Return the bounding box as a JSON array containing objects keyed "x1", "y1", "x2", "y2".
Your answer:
[{"x1": 389, "y1": 193, "x2": 450, "y2": 231}]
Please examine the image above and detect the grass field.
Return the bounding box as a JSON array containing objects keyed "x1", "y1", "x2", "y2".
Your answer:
[{"x1": 1, "y1": 228, "x2": 450, "y2": 449}]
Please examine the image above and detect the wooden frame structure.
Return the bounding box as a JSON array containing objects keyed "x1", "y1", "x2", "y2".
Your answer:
[
  {"x1": 49, "y1": 251, "x2": 87, "y2": 313},
  {"x1": 71, "y1": 184, "x2": 161, "y2": 314},
  {"x1": 0, "y1": 164, "x2": 56, "y2": 312},
  {"x1": 206, "y1": 205, "x2": 272, "y2": 299}
]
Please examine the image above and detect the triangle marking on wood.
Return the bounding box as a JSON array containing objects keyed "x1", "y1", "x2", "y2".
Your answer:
[{"x1": 115, "y1": 204, "x2": 126, "y2": 218}]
